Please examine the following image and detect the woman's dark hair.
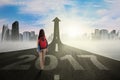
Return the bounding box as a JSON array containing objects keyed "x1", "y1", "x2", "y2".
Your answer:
[{"x1": 38, "y1": 29, "x2": 45, "y2": 39}]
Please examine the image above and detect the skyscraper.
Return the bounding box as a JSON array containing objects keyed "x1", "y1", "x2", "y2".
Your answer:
[
  {"x1": 95, "y1": 29, "x2": 100, "y2": 40},
  {"x1": 110, "y1": 30, "x2": 117, "y2": 40},
  {"x1": 6, "y1": 29, "x2": 11, "y2": 41},
  {"x1": 35, "y1": 34, "x2": 38, "y2": 41},
  {"x1": 0, "y1": 33, "x2": 1, "y2": 42},
  {"x1": 19, "y1": 33, "x2": 23, "y2": 41},
  {"x1": 12, "y1": 21, "x2": 19, "y2": 41},
  {"x1": 117, "y1": 30, "x2": 120, "y2": 39},
  {"x1": 9, "y1": 29, "x2": 12, "y2": 41},
  {"x1": 100, "y1": 29, "x2": 109, "y2": 40},
  {"x1": 30, "y1": 31, "x2": 35, "y2": 41},
  {"x1": 1, "y1": 24, "x2": 8, "y2": 41},
  {"x1": 23, "y1": 31, "x2": 30, "y2": 41}
]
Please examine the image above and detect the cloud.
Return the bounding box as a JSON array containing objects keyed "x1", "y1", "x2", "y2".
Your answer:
[
  {"x1": 19, "y1": 0, "x2": 75, "y2": 15},
  {"x1": 1, "y1": 0, "x2": 120, "y2": 36},
  {"x1": 0, "y1": 19, "x2": 9, "y2": 33},
  {"x1": 15, "y1": 0, "x2": 120, "y2": 36},
  {"x1": 0, "y1": 0, "x2": 28, "y2": 6},
  {"x1": 106, "y1": 0, "x2": 120, "y2": 17},
  {"x1": 102, "y1": 0, "x2": 120, "y2": 17},
  {"x1": 104, "y1": 0, "x2": 116, "y2": 3},
  {"x1": 0, "y1": 19, "x2": 7, "y2": 24},
  {"x1": 0, "y1": 0, "x2": 12, "y2": 6},
  {"x1": 93, "y1": 0, "x2": 120, "y2": 30},
  {"x1": 92, "y1": 16, "x2": 120, "y2": 31},
  {"x1": 96, "y1": 9, "x2": 108, "y2": 16},
  {"x1": 13, "y1": 0, "x2": 81, "y2": 37}
]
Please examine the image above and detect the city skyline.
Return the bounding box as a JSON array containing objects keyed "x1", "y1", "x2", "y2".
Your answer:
[
  {"x1": 1, "y1": 20, "x2": 120, "y2": 42},
  {"x1": 1, "y1": 21, "x2": 38, "y2": 42},
  {"x1": 0, "y1": 0, "x2": 120, "y2": 37}
]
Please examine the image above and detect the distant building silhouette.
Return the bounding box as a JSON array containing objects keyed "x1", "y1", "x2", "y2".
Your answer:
[
  {"x1": 48, "y1": 33, "x2": 53, "y2": 42},
  {"x1": 0, "y1": 21, "x2": 38, "y2": 42},
  {"x1": 22, "y1": 31, "x2": 37, "y2": 41},
  {"x1": 1, "y1": 24, "x2": 8, "y2": 41},
  {"x1": 19, "y1": 33, "x2": 23, "y2": 41},
  {"x1": 23, "y1": 31, "x2": 30, "y2": 41},
  {"x1": 0, "y1": 33, "x2": 1, "y2": 42},
  {"x1": 35, "y1": 34, "x2": 38, "y2": 40},
  {"x1": 92, "y1": 29, "x2": 120, "y2": 40},
  {"x1": 1, "y1": 20, "x2": 120, "y2": 41},
  {"x1": 6, "y1": 29, "x2": 12, "y2": 41},
  {"x1": 109, "y1": 30, "x2": 117, "y2": 40},
  {"x1": 12, "y1": 21, "x2": 19, "y2": 41},
  {"x1": 100, "y1": 29, "x2": 109, "y2": 40},
  {"x1": 95, "y1": 29, "x2": 100, "y2": 40},
  {"x1": 117, "y1": 30, "x2": 120, "y2": 40},
  {"x1": 30, "y1": 31, "x2": 35, "y2": 41}
]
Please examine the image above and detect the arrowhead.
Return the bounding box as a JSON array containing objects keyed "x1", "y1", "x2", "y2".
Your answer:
[{"x1": 53, "y1": 17, "x2": 60, "y2": 22}]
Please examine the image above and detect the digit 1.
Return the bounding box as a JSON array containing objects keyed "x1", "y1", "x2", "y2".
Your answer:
[{"x1": 60, "y1": 55, "x2": 84, "y2": 70}]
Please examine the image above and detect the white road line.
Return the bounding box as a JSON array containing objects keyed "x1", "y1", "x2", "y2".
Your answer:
[
  {"x1": 78, "y1": 55, "x2": 109, "y2": 70},
  {"x1": 61, "y1": 55, "x2": 84, "y2": 70},
  {"x1": 55, "y1": 43, "x2": 58, "y2": 52},
  {"x1": 54, "y1": 75, "x2": 60, "y2": 80},
  {"x1": 2, "y1": 55, "x2": 36, "y2": 70}
]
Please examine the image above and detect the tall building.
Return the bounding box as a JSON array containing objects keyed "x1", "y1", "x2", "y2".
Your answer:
[
  {"x1": 48, "y1": 33, "x2": 53, "y2": 42},
  {"x1": 12, "y1": 21, "x2": 19, "y2": 41},
  {"x1": 109, "y1": 30, "x2": 117, "y2": 40},
  {"x1": 23, "y1": 31, "x2": 30, "y2": 41},
  {"x1": 117, "y1": 30, "x2": 120, "y2": 39},
  {"x1": 0, "y1": 33, "x2": 1, "y2": 42},
  {"x1": 94, "y1": 29, "x2": 100, "y2": 40},
  {"x1": 6, "y1": 29, "x2": 12, "y2": 41},
  {"x1": 100, "y1": 29, "x2": 109, "y2": 40},
  {"x1": 9, "y1": 29, "x2": 12, "y2": 41},
  {"x1": 1, "y1": 24, "x2": 8, "y2": 41},
  {"x1": 91, "y1": 33, "x2": 95, "y2": 40},
  {"x1": 19, "y1": 33, "x2": 23, "y2": 41},
  {"x1": 30, "y1": 31, "x2": 35, "y2": 41},
  {"x1": 35, "y1": 34, "x2": 38, "y2": 40}
]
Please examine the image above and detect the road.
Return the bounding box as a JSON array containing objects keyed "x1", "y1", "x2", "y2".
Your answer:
[{"x1": 0, "y1": 41, "x2": 120, "y2": 80}]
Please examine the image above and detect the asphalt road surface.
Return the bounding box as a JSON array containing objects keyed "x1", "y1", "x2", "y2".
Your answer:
[{"x1": 0, "y1": 41, "x2": 120, "y2": 80}]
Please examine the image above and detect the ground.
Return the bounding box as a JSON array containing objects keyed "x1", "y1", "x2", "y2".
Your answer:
[{"x1": 0, "y1": 41, "x2": 120, "y2": 80}]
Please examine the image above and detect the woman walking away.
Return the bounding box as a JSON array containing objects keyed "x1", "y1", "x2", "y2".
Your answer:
[{"x1": 37, "y1": 29, "x2": 48, "y2": 70}]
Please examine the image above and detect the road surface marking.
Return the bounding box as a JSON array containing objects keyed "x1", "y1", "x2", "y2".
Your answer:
[
  {"x1": 78, "y1": 55, "x2": 109, "y2": 70},
  {"x1": 61, "y1": 55, "x2": 84, "y2": 70},
  {"x1": 2, "y1": 55, "x2": 36, "y2": 70},
  {"x1": 35, "y1": 55, "x2": 58, "y2": 70},
  {"x1": 55, "y1": 43, "x2": 58, "y2": 52},
  {"x1": 54, "y1": 75, "x2": 60, "y2": 80}
]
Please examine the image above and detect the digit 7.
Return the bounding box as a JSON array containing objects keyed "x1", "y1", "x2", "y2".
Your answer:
[{"x1": 77, "y1": 55, "x2": 109, "y2": 70}]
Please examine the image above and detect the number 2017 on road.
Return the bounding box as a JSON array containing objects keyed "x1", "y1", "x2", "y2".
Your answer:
[{"x1": 2, "y1": 54, "x2": 109, "y2": 70}]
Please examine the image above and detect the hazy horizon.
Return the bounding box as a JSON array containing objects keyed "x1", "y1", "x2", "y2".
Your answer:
[{"x1": 0, "y1": 40, "x2": 120, "y2": 62}]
